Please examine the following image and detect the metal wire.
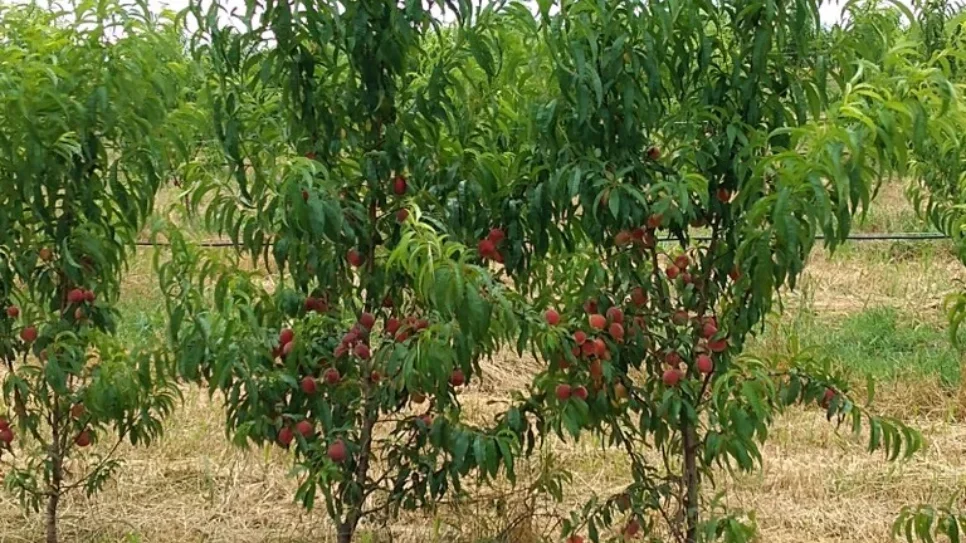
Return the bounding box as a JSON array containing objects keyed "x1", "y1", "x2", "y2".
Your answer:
[{"x1": 133, "y1": 231, "x2": 952, "y2": 248}]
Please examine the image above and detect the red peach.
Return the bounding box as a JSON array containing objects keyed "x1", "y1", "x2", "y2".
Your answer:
[
  {"x1": 393, "y1": 175, "x2": 407, "y2": 195},
  {"x1": 74, "y1": 430, "x2": 91, "y2": 448},
  {"x1": 67, "y1": 289, "x2": 85, "y2": 304},
  {"x1": 662, "y1": 369, "x2": 681, "y2": 387},
  {"x1": 545, "y1": 309, "x2": 560, "y2": 326},
  {"x1": 20, "y1": 327, "x2": 37, "y2": 343},
  {"x1": 347, "y1": 249, "x2": 364, "y2": 267},
  {"x1": 328, "y1": 439, "x2": 348, "y2": 463},
  {"x1": 295, "y1": 420, "x2": 314, "y2": 438},
  {"x1": 300, "y1": 376, "x2": 317, "y2": 395},
  {"x1": 696, "y1": 354, "x2": 713, "y2": 374},
  {"x1": 630, "y1": 287, "x2": 647, "y2": 306},
  {"x1": 606, "y1": 307, "x2": 624, "y2": 324},
  {"x1": 589, "y1": 314, "x2": 607, "y2": 330},
  {"x1": 555, "y1": 383, "x2": 572, "y2": 401}
]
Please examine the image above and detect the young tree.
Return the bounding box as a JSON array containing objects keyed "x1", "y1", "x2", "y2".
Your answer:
[
  {"x1": 158, "y1": 2, "x2": 539, "y2": 541},
  {"x1": 894, "y1": 2, "x2": 966, "y2": 541},
  {"x1": 0, "y1": 3, "x2": 190, "y2": 540},
  {"x1": 486, "y1": 1, "x2": 951, "y2": 541}
]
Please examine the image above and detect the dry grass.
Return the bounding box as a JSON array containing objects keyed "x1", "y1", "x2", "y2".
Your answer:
[{"x1": 3, "y1": 182, "x2": 966, "y2": 542}]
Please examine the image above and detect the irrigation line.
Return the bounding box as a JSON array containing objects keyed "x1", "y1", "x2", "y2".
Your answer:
[{"x1": 133, "y1": 231, "x2": 951, "y2": 249}]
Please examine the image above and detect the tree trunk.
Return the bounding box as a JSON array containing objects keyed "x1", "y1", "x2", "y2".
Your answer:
[
  {"x1": 46, "y1": 429, "x2": 63, "y2": 543},
  {"x1": 682, "y1": 418, "x2": 699, "y2": 543},
  {"x1": 336, "y1": 401, "x2": 377, "y2": 543}
]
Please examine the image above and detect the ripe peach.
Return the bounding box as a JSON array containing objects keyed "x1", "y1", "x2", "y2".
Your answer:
[
  {"x1": 614, "y1": 382, "x2": 628, "y2": 399},
  {"x1": 278, "y1": 426, "x2": 294, "y2": 447},
  {"x1": 821, "y1": 387, "x2": 836, "y2": 408},
  {"x1": 702, "y1": 321, "x2": 718, "y2": 338},
  {"x1": 396, "y1": 208, "x2": 410, "y2": 223},
  {"x1": 573, "y1": 386, "x2": 588, "y2": 400},
  {"x1": 20, "y1": 327, "x2": 37, "y2": 343},
  {"x1": 487, "y1": 228, "x2": 505, "y2": 244},
  {"x1": 593, "y1": 338, "x2": 607, "y2": 358},
  {"x1": 324, "y1": 368, "x2": 341, "y2": 385},
  {"x1": 708, "y1": 338, "x2": 728, "y2": 353},
  {"x1": 671, "y1": 310, "x2": 689, "y2": 326},
  {"x1": 301, "y1": 376, "x2": 317, "y2": 395},
  {"x1": 449, "y1": 369, "x2": 466, "y2": 387},
  {"x1": 74, "y1": 431, "x2": 92, "y2": 448},
  {"x1": 545, "y1": 309, "x2": 560, "y2": 326},
  {"x1": 666, "y1": 265, "x2": 680, "y2": 280},
  {"x1": 696, "y1": 354, "x2": 713, "y2": 374},
  {"x1": 5, "y1": 306, "x2": 19, "y2": 318},
  {"x1": 674, "y1": 254, "x2": 689, "y2": 270},
  {"x1": 630, "y1": 287, "x2": 647, "y2": 306},
  {"x1": 555, "y1": 383, "x2": 572, "y2": 401},
  {"x1": 392, "y1": 175, "x2": 407, "y2": 195},
  {"x1": 574, "y1": 330, "x2": 588, "y2": 345},
  {"x1": 347, "y1": 249, "x2": 364, "y2": 267},
  {"x1": 606, "y1": 307, "x2": 624, "y2": 324},
  {"x1": 295, "y1": 420, "x2": 314, "y2": 438},
  {"x1": 662, "y1": 369, "x2": 681, "y2": 387},
  {"x1": 646, "y1": 146, "x2": 661, "y2": 160},
  {"x1": 665, "y1": 351, "x2": 682, "y2": 366},
  {"x1": 478, "y1": 238, "x2": 496, "y2": 257},
  {"x1": 67, "y1": 289, "x2": 85, "y2": 304},
  {"x1": 589, "y1": 314, "x2": 607, "y2": 330},
  {"x1": 279, "y1": 328, "x2": 295, "y2": 345},
  {"x1": 609, "y1": 322, "x2": 624, "y2": 341},
  {"x1": 624, "y1": 518, "x2": 641, "y2": 538},
  {"x1": 328, "y1": 439, "x2": 348, "y2": 463},
  {"x1": 359, "y1": 312, "x2": 376, "y2": 330}
]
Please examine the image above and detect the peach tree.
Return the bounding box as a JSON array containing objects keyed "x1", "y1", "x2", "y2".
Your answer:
[
  {"x1": 893, "y1": 1, "x2": 966, "y2": 541},
  {"x1": 0, "y1": 3, "x2": 189, "y2": 541},
  {"x1": 485, "y1": 1, "x2": 952, "y2": 541},
  {"x1": 158, "y1": 2, "x2": 542, "y2": 541}
]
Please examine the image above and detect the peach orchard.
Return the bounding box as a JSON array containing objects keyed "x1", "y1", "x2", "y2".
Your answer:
[{"x1": 2, "y1": 0, "x2": 964, "y2": 542}]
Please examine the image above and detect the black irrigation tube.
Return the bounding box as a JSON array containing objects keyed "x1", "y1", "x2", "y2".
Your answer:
[{"x1": 133, "y1": 231, "x2": 951, "y2": 249}]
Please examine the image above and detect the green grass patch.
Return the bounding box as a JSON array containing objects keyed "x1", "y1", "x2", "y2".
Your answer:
[{"x1": 756, "y1": 306, "x2": 962, "y2": 387}]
